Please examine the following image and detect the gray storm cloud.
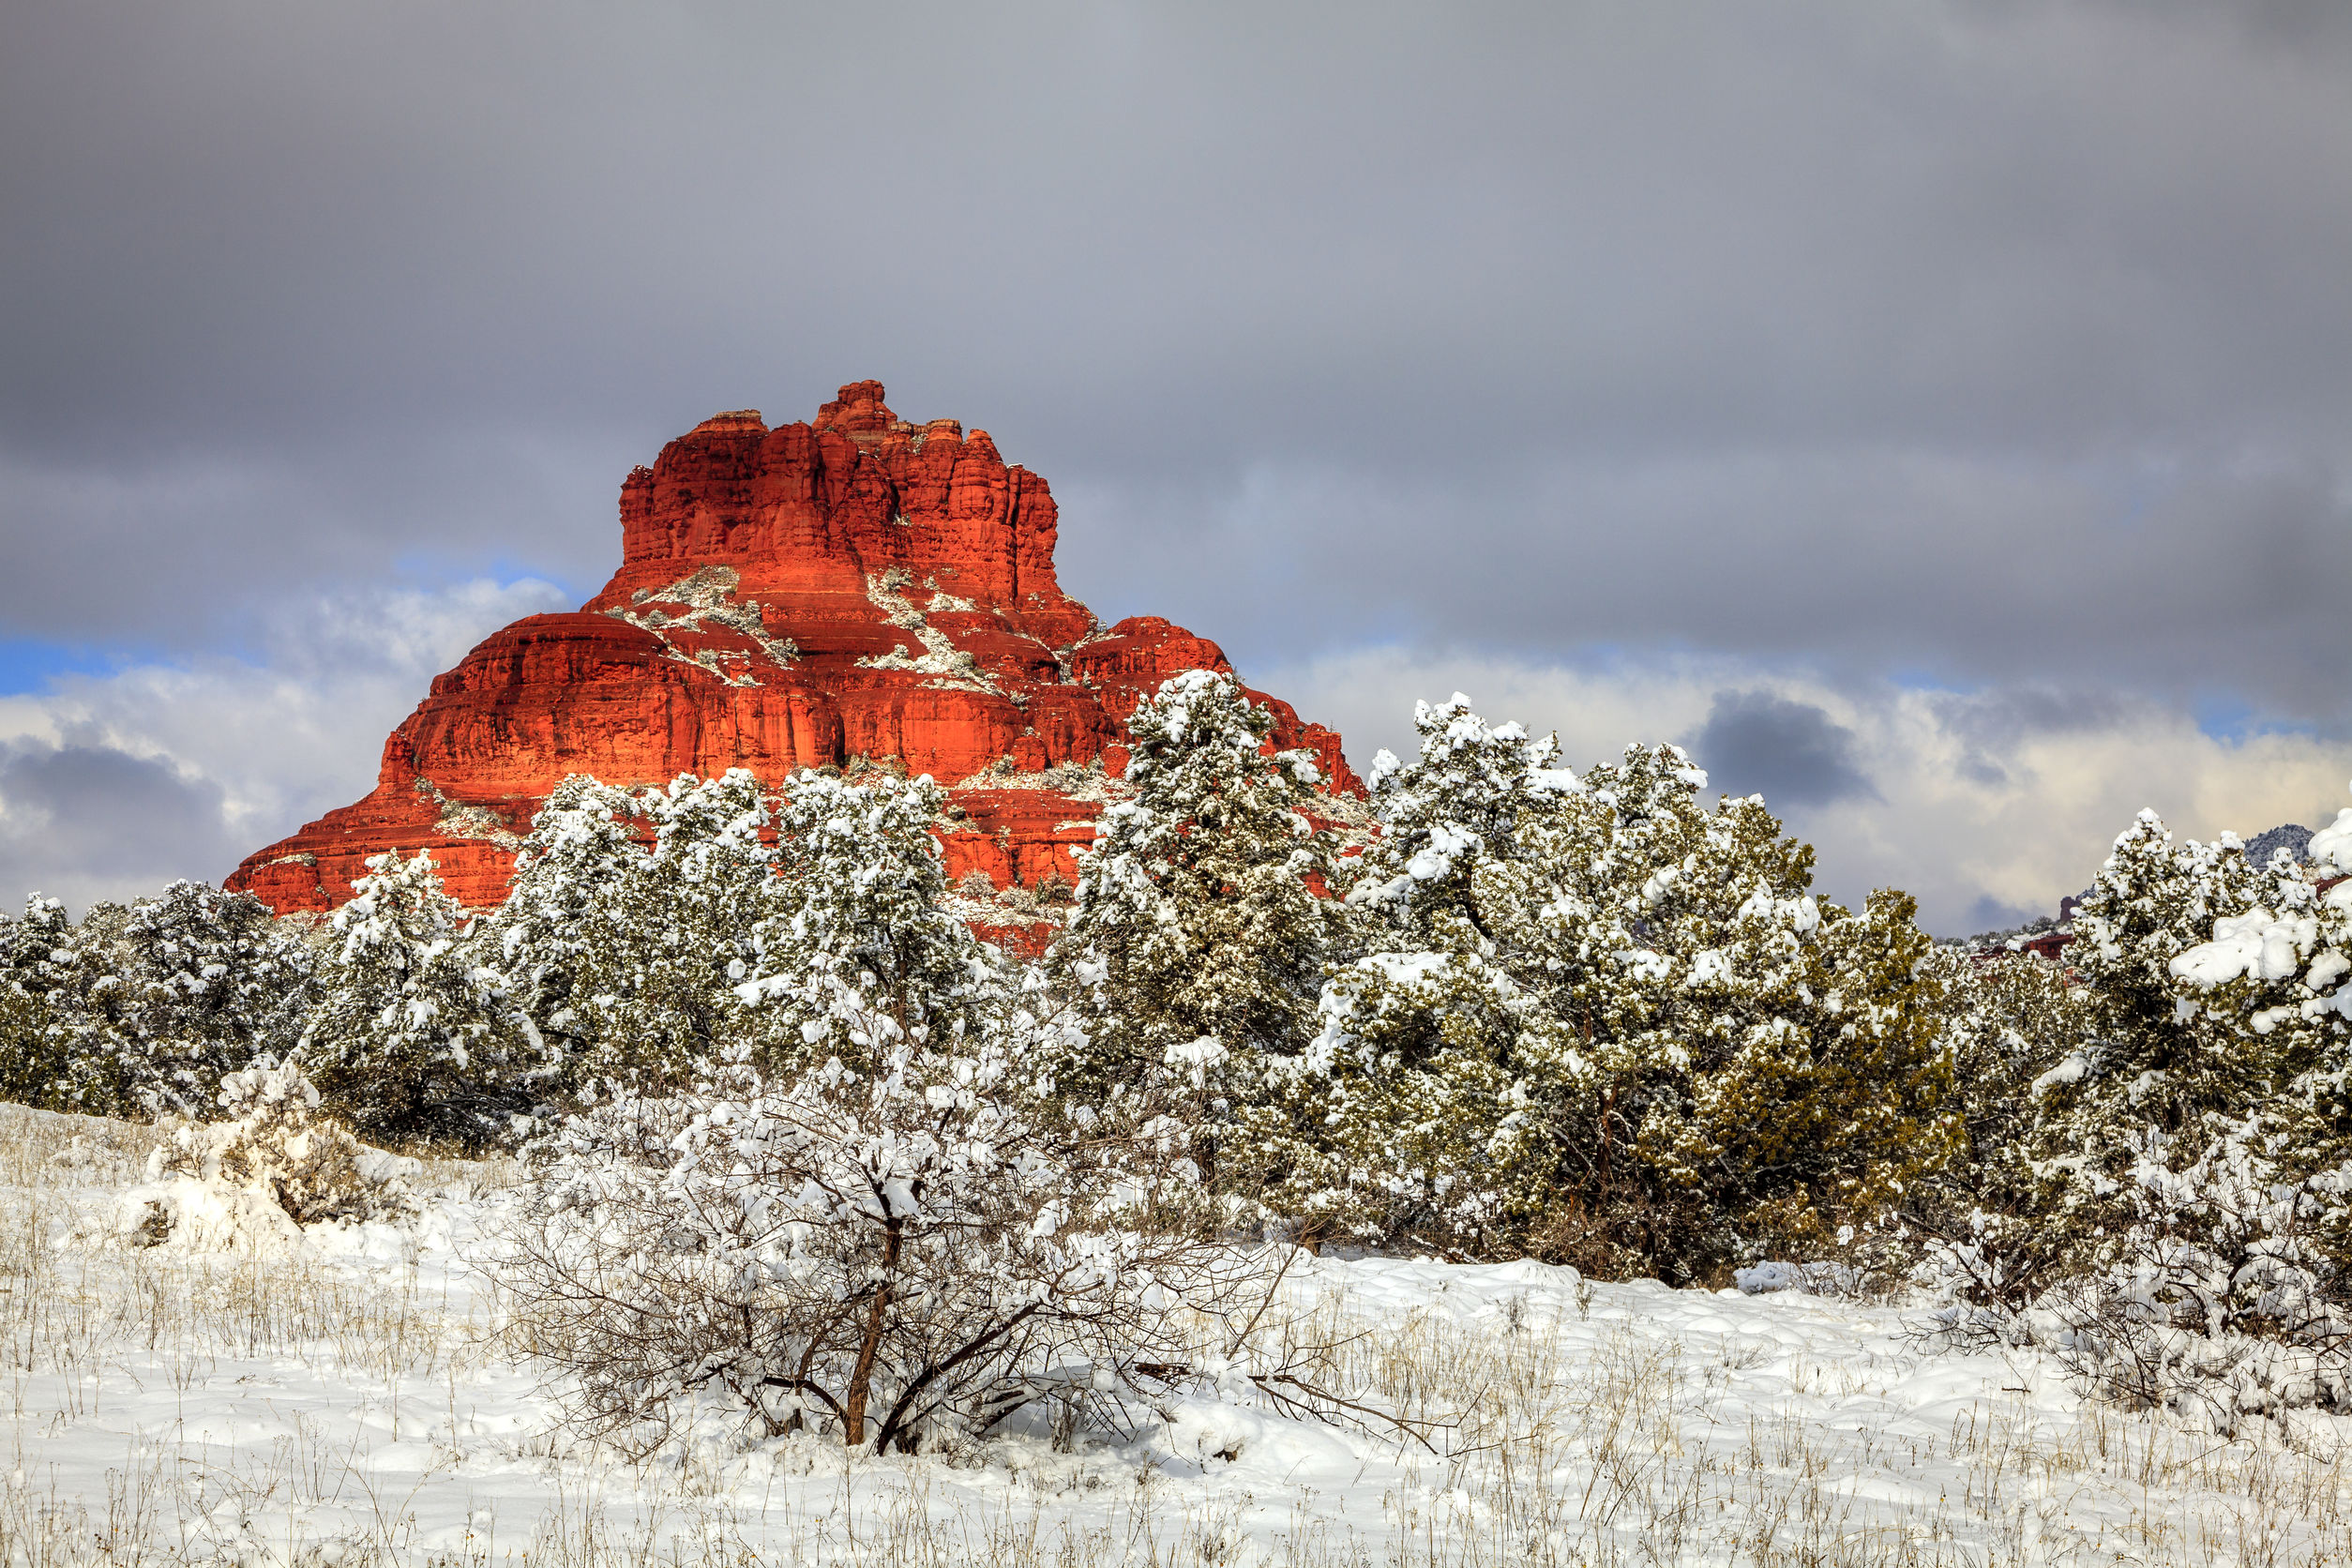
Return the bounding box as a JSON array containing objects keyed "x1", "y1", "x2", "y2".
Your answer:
[
  {"x1": 2, "y1": 1, "x2": 2348, "y2": 916},
  {"x1": 0, "y1": 741, "x2": 242, "y2": 910},
  {"x1": 1687, "y1": 692, "x2": 1877, "y2": 810},
  {"x1": 6, "y1": 4, "x2": 2349, "y2": 667}
]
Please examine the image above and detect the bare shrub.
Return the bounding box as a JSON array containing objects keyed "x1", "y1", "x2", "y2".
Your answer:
[
  {"x1": 1918, "y1": 1120, "x2": 2352, "y2": 1434},
  {"x1": 112, "y1": 1056, "x2": 418, "y2": 1248},
  {"x1": 499, "y1": 986, "x2": 1275, "y2": 1456}
]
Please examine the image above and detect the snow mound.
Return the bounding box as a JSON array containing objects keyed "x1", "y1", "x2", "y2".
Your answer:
[
  {"x1": 1734, "y1": 1259, "x2": 1860, "y2": 1295},
  {"x1": 109, "y1": 1174, "x2": 306, "y2": 1254},
  {"x1": 78, "y1": 1057, "x2": 419, "y2": 1253}
]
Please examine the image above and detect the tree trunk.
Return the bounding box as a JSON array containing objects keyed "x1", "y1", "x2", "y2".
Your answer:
[{"x1": 841, "y1": 1218, "x2": 900, "y2": 1445}]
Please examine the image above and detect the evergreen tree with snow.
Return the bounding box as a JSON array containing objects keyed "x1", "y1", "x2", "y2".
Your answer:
[
  {"x1": 488, "y1": 773, "x2": 659, "y2": 1085},
  {"x1": 0, "y1": 894, "x2": 114, "y2": 1110},
  {"x1": 1255, "y1": 695, "x2": 1955, "y2": 1278},
  {"x1": 2065, "y1": 809, "x2": 2274, "y2": 1119},
  {"x1": 1236, "y1": 696, "x2": 1582, "y2": 1251},
  {"x1": 2017, "y1": 810, "x2": 2299, "y2": 1265},
  {"x1": 1049, "y1": 669, "x2": 1351, "y2": 1119},
  {"x1": 1540, "y1": 746, "x2": 1952, "y2": 1272},
  {"x1": 489, "y1": 770, "x2": 780, "y2": 1091},
  {"x1": 4, "y1": 895, "x2": 179, "y2": 1114},
  {"x1": 1, "y1": 883, "x2": 315, "y2": 1115},
  {"x1": 1909, "y1": 945, "x2": 2082, "y2": 1270},
  {"x1": 735, "y1": 767, "x2": 1013, "y2": 1078},
  {"x1": 1923, "y1": 802, "x2": 2352, "y2": 1427},
  {"x1": 303, "y1": 850, "x2": 526, "y2": 1145},
  {"x1": 0, "y1": 972, "x2": 52, "y2": 1108},
  {"x1": 112, "y1": 881, "x2": 314, "y2": 1107}
]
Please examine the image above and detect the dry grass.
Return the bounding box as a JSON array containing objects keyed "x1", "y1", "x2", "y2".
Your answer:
[
  {"x1": 1285, "y1": 1283, "x2": 2352, "y2": 1567},
  {"x1": 1, "y1": 1101, "x2": 2349, "y2": 1564}
]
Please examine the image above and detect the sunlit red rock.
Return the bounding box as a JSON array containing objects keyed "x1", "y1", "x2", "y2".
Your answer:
[{"x1": 228, "y1": 383, "x2": 1362, "y2": 917}]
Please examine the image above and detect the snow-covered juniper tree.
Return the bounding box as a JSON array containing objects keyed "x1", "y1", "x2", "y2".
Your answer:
[
  {"x1": 0, "y1": 894, "x2": 107, "y2": 1110},
  {"x1": 1907, "y1": 945, "x2": 2084, "y2": 1290},
  {"x1": 2011, "y1": 811, "x2": 2307, "y2": 1273},
  {"x1": 111, "y1": 881, "x2": 314, "y2": 1106},
  {"x1": 1231, "y1": 696, "x2": 1582, "y2": 1252},
  {"x1": 1248, "y1": 696, "x2": 1955, "y2": 1278},
  {"x1": 0, "y1": 883, "x2": 311, "y2": 1115},
  {"x1": 1923, "y1": 803, "x2": 2352, "y2": 1428},
  {"x1": 0, "y1": 972, "x2": 45, "y2": 1108},
  {"x1": 733, "y1": 768, "x2": 1013, "y2": 1078},
  {"x1": 487, "y1": 774, "x2": 644, "y2": 1078},
  {"x1": 508, "y1": 763, "x2": 1290, "y2": 1458},
  {"x1": 1919, "y1": 812, "x2": 2266, "y2": 1322},
  {"x1": 1049, "y1": 670, "x2": 1352, "y2": 1115},
  {"x1": 1549, "y1": 746, "x2": 1953, "y2": 1279},
  {"x1": 302, "y1": 850, "x2": 529, "y2": 1146},
  {"x1": 489, "y1": 770, "x2": 779, "y2": 1091}
]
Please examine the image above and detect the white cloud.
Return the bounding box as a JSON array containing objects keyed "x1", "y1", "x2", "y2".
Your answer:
[
  {"x1": 1259, "y1": 646, "x2": 2352, "y2": 936},
  {"x1": 0, "y1": 578, "x2": 568, "y2": 912},
  {"x1": 8, "y1": 585, "x2": 2346, "y2": 937}
]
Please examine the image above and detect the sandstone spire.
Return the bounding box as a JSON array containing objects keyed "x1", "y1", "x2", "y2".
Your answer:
[{"x1": 228, "y1": 383, "x2": 1358, "y2": 926}]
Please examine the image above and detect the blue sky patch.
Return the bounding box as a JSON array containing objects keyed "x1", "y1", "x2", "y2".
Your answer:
[{"x1": 0, "y1": 637, "x2": 128, "y2": 696}]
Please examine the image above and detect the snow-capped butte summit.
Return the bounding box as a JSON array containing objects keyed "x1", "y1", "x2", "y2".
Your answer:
[{"x1": 228, "y1": 380, "x2": 1358, "y2": 914}]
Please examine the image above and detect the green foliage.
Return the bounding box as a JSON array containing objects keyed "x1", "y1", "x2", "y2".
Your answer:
[
  {"x1": 113, "y1": 881, "x2": 315, "y2": 1104},
  {"x1": 0, "y1": 895, "x2": 128, "y2": 1111},
  {"x1": 1914, "y1": 808, "x2": 2352, "y2": 1425},
  {"x1": 1932, "y1": 809, "x2": 2352, "y2": 1316},
  {"x1": 2030, "y1": 815, "x2": 2293, "y2": 1255},
  {"x1": 485, "y1": 774, "x2": 646, "y2": 1078},
  {"x1": 488, "y1": 770, "x2": 777, "y2": 1091},
  {"x1": 63, "y1": 684, "x2": 2352, "y2": 1328},
  {"x1": 737, "y1": 768, "x2": 1013, "y2": 1078},
  {"x1": 1245, "y1": 944, "x2": 1552, "y2": 1255},
  {"x1": 0, "y1": 884, "x2": 311, "y2": 1115},
  {"x1": 0, "y1": 902, "x2": 76, "y2": 1110},
  {"x1": 2065, "y1": 811, "x2": 2275, "y2": 1127},
  {"x1": 1052, "y1": 670, "x2": 1351, "y2": 1102},
  {"x1": 1235, "y1": 700, "x2": 1577, "y2": 1252},
  {"x1": 1634, "y1": 885, "x2": 1953, "y2": 1264},
  {"x1": 1247, "y1": 697, "x2": 1957, "y2": 1279},
  {"x1": 301, "y1": 850, "x2": 530, "y2": 1147},
  {"x1": 1910, "y1": 946, "x2": 2080, "y2": 1240}
]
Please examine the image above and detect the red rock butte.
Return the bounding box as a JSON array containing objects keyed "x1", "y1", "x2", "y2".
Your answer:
[{"x1": 228, "y1": 382, "x2": 1360, "y2": 924}]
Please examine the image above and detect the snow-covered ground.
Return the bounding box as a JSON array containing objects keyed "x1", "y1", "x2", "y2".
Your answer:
[{"x1": 4, "y1": 1105, "x2": 2348, "y2": 1567}]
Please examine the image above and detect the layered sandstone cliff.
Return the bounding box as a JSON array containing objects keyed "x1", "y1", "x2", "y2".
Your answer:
[{"x1": 227, "y1": 382, "x2": 1359, "y2": 926}]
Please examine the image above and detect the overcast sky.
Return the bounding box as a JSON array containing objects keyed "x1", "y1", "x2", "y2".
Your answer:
[{"x1": 4, "y1": 1, "x2": 2349, "y2": 931}]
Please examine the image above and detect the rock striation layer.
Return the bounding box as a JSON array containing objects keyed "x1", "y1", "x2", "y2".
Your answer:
[{"x1": 229, "y1": 382, "x2": 1359, "y2": 922}]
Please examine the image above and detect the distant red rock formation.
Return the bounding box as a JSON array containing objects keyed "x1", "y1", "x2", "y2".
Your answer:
[{"x1": 228, "y1": 382, "x2": 1360, "y2": 918}]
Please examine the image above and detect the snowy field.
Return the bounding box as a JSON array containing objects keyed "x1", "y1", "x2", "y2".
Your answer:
[{"x1": 3, "y1": 1106, "x2": 2347, "y2": 1566}]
